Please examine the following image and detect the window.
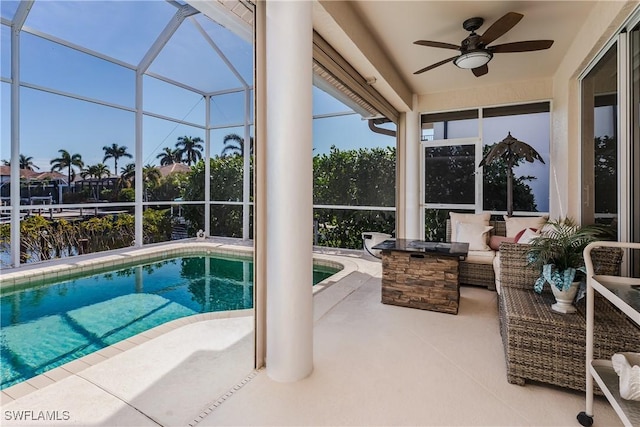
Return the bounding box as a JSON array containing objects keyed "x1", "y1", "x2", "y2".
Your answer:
[
  {"x1": 421, "y1": 103, "x2": 550, "y2": 240},
  {"x1": 483, "y1": 103, "x2": 550, "y2": 212}
]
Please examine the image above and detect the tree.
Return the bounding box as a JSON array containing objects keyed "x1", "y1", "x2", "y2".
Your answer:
[
  {"x1": 313, "y1": 145, "x2": 395, "y2": 206},
  {"x1": 221, "y1": 133, "x2": 254, "y2": 157},
  {"x1": 156, "y1": 147, "x2": 182, "y2": 166},
  {"x1": 50, "y1": 149, "x2": 84, "y2": 184},
  {"x1": 102, "y1": 143, "x2": 132, "y2": 176},
  {"x1": 175, "y1": 136, "x2": 203, "y2": 166},
  {"x1": 143, "y1": 164, "x2": 161, "y2": 187},
  {"x1": 148, "y1": 171, "x2": 189, "y2": 202},
  {"x1": 2, "y1": 155, "x2": 40, "y2": 170},
  {"x1": 312, "y1": 146, "x2": 396, "y2": 248},
  {"x1": 20, "y1": 155, "x2": 39, "y2": 171},
  {"x1": 119, "y1": 163, "x2": 135, "y2": 188},
  {"x1": 424, "y1": 145, "x2": 475, "y2": 205},
  {"x1": 81, "y1": 163, "x2": 111, "y2": 179},
  {"x1": 594, "y1": 135, "x2": 617, "y2": 216},
  {"x1": 182, "y1": 156, "x2": 244, "y2": 237},
  {"x1": 142, "y1": 164, "x2": 161, "y2": 202}
]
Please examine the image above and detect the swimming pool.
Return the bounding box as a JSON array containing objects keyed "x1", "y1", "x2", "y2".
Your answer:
[{"x1": 0, "y1": 253, "x2": 339, "y2": 390}]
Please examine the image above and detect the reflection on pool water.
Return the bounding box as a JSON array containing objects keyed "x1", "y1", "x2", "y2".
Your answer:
[{"x1": 0, "y1": 255, "x2": 338, "y2": 390}]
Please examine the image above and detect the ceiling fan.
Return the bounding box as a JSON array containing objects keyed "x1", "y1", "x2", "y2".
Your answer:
[{"x1": 413, "y1": 12, "x2": 554, "y2": 77}]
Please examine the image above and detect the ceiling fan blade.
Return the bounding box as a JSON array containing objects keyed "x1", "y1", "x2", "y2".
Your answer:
[
  {"x1": 480, "y1": 12, "x2": 523, "y2": 45},
  {"x1": 472, "y1": 64, "x2": 488, "y2": 77},
  {"x1": 414, "y1": 40, "x2": 461, "y2": 50},
  {"x1": 490, "y1": 40, "x2": 554, "y2": 53},
  {"x1": 413, "y1": 56, "x2": 457, "y2": 74}
]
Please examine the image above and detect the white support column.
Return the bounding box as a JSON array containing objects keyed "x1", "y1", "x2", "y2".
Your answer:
[
  {"x1": 396, "y1": 112, "x2": 406, "y2": 239},
  {"x1": 254, "y1": 0, "x2": 267, "y2": 370},
  {"x1": 265, "y1": 0, "x2": 313, "y2": 382},
  {"x1": 403, "y1": 95, "x2": 421, "y2": 239},
  {"x1": 134, "y1": 72, "x2": 143, "y2": 247},
  {"x1": 242, "y1": 88, "x2": 251, "y2": 239},
  {"x1": 10, "y1": 1, "x2": 33, "y2": 266},
  {"x1": 10, "y1": 25, "x2": 21, "y2": 266},
  {"x1": 205, "y1": 95, "x2": 211, "y2": 237}
]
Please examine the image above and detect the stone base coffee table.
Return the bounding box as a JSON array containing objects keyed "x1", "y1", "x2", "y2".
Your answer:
[{"x1": 372, "y1": 239, "x2": 469, "y2": 314}]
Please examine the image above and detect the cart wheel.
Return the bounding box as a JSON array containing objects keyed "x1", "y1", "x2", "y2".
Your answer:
[{"x1": 577, "y1": 411, "x2": 593, "y2": 427}]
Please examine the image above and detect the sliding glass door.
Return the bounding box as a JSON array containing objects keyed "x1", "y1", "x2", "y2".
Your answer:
[
  {"x1": 581, "y1": 27, "x2": 640, "y2": 277},
  {"x1": 630, "y1": 27, "x2": 640, "y2": 276},
  {"x1": 581, "y1": 44, "x2": 618, "y2": 230}
]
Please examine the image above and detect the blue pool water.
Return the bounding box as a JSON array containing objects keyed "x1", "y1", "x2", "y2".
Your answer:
[{"x1": 0, "y1": 255, "x2": 337, "y2": 389}]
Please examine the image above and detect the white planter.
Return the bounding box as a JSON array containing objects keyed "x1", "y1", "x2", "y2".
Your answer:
[{"x1": 550, "y1": 281, "x2": 580, "y2": 313}]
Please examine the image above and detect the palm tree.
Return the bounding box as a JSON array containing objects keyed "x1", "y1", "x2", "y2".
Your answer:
[
  {"x1": 20, "y1": 155, "x2": 39, "y2": 171},
  {"x1": 175, "y1": 136, "x2": 203, "y2": 166},
  {"x1": 103, "y1": 143, "x2": 132, "y2": 176},
  {"x1": 119, "y1": 163, "x2": 136, "y2": 188},
  {"x1": 50, "y1": 149, "x2": 84, "y2": 184},
  {"x1": 221, "y1": 133, "x2": 254, "y2": 157},
  {"x1": 143, "y1": 164, "x2": 162, "y2": 202},
  {"x1": 479, "y1": 132, "x2": 545, "y2": 217},
  {"x1": 143, "y1": 164, "x2": 161, "y2": 186},
  {"x1": 2, "y1": 155, "x2": 40, "y2": 170},
  {"x1": 156, "y1": 147, "x2": 182, "y2": 166},
  {"x1": 81, "y1": 163, "x2": 111, "y2": 179}
]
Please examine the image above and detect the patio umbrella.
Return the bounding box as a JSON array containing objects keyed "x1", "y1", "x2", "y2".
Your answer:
[{"x1": 479, "y1": 132, "x2": 545, "y2": 217}]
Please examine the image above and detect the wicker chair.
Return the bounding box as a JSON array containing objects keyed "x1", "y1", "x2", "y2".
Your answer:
[
  {"x1": 498, "y1": 242, "x2": 640, "y2": 392},
  {"x1": 445, "y1": 219, "x2": 506, "y2": 290}
]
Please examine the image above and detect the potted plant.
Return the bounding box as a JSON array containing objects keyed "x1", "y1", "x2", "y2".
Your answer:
[{"x1": 526, "y1": 217, "x2": 611, "y2": 313}]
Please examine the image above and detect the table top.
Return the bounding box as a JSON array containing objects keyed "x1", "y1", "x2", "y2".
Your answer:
[{"x1": 372, "y1": 239, "x2": 469, "y2": 257}]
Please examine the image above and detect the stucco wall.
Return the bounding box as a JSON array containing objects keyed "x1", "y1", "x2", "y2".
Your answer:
[{"x1": 416, "y1": 78, "x2": 552, "y2": 113}]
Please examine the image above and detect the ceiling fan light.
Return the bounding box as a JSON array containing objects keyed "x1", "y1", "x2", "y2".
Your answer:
[{"x1": 454, "y1": 50, "x2": 493, "y2": 69}]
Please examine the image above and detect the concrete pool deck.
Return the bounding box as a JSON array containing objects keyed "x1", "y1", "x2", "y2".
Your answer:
[{"x1": 0, "y1": 241, "x2": 621, "y2": 426}]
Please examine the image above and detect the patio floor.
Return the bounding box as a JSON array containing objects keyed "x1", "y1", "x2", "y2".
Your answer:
[{"x1": 0, "y1": 247, "x2": 621, "y2": 426}]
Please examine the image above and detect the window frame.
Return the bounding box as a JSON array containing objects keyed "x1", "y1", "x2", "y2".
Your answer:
[{"x1": 419, "y1": 102, "x2": 551, "y2": 240}]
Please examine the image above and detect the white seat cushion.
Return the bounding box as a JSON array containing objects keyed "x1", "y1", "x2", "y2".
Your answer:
[
  {"x1": 450, "y1": 212, "x2": 490, "y2": 242},
  {"x1": 464, "y1": 250, "x2": 495, "y2": 264},
  {"x1": 455, "y1": 222, "x2": 493, "y2": 251}
]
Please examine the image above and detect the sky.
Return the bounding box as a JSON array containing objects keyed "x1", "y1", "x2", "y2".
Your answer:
[{"x1": 0, "y1": 0, "x2": 394, "y2": 175}]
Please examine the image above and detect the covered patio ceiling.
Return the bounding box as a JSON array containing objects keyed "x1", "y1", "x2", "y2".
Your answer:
[{"x1": 313, "y1": 1, "x2": 598, "y2": 112}]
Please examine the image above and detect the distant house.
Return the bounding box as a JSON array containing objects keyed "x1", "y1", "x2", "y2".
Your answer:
[
  {"x1": 0, "y1": 166, "x2": 67, "y2": 204},
  {"x1": 73, "y1": 177, "x2": 118, "y2": 202},
  {"x1": 158, "y1": 163, "x2": 191, "y2": 177}
]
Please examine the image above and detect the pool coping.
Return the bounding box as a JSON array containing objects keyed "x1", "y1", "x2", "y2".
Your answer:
[
  {"x1": 0, "y1": 239, "x2": 362, "y2": 403},
  {"x1": 0, "y1": 239, "x2": 347, "y2": 293},
  {"x1": 1, "y1": 309, "x2": 255, "y2": 404}
]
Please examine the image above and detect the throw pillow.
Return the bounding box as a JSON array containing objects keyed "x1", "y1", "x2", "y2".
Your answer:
[
  {"x1": 450, "y1": 212, "x2": 491, "y2": 242},
  {"x1": 513, "y1": 227, "x2": 538, "y2": 242},
  {"x1": 455, "y1": 222, "x2": 494, "y2": 251},
  {"x1": 516, "y1": 228, "x2": 539, "y2": 244},
  {"x1": 489, "y1": 235, "x2": 515, "y2": 251},
  {"x1": 503, "y1": 215, "x2": 548, "y2": 237}
]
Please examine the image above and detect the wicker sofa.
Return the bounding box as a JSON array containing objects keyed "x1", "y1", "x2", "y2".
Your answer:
[
  {"x1": 498, "y1": 242, "x2": 640, "y2": 391},
  {"x1": 445, "y1": 219, "x2": 506, "y2": 290}
]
